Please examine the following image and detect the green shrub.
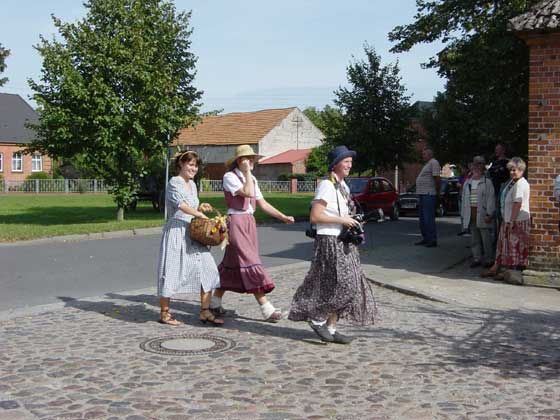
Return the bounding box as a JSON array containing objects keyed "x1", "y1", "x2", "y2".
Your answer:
[
  {"x1": 200, "y1": 178, "x2": 211, "y2": 192},
  {"x1": 26, "y1": 172, "x2": 51, "y2": 180}
]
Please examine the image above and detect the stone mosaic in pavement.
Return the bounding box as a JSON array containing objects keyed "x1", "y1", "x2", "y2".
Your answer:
[{"x1": 1, "y1": 265, "x2": 560, "y2": 420}]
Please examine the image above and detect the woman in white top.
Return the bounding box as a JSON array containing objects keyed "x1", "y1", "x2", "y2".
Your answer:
[
  {"x1": 211, "y1": 145, "x2": 295, "y2": 322},
  {"x1": 460, "y1": 156, "x2": 496, "y2": 268},
  {"x1": 289, "y1": 146, "x2": 378, "y2": 344},
  {"x1": 482, "y1": 157, "x2": 531, "y2": 277}
]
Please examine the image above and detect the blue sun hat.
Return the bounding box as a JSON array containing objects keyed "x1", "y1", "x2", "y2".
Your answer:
[{"x1": 328, "y1": 145, "x2": 357, "y2": 169}]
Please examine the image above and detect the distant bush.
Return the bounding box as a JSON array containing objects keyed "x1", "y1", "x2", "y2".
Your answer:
[{"x1": 26, "y1": 172, "x2": 51, "y2": 180}]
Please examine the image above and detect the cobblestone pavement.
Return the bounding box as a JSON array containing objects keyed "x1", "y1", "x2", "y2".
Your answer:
[{"x1": 1, "y1": 264, "x2": 560, "y2": 420}]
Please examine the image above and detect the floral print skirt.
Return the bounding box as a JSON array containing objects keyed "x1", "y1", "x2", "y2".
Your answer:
[
  {"x1": 495, "y1": 219, "x2": 530, "y2": 267},
  {"x1": 288, "y1": 235, "x2": 378, "y2": 325}
]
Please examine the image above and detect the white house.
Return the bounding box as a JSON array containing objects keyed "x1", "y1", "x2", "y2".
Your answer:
[{"x1": 173, "y1": 107, "x2": 324, "y2": 179}]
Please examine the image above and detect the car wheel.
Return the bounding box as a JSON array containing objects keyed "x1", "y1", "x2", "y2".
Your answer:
[{"x1": 390, "y1": 204, "x2": 400, "y2": 221}]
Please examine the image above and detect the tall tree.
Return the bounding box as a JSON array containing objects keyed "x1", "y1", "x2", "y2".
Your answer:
[
  {"x1": 303, "y1": 106, "x2": 344, "y2": 175},
  {"x1": 389, "y1": 0, "x2": 537, "y2": 161},
  {"x1": 334, "y1": 45, "x2": 414, "y2": 174},
  {"x1": 29, "y1": 0, "x2": 202, "y2": 220},
  {"x1": 0, "y1": 43, "x2": 9, "y2": 87}
]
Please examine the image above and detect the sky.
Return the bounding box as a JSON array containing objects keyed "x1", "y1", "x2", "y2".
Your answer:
[{"x1": 0, "y1": 0, "x2": 446, "y2": 113}]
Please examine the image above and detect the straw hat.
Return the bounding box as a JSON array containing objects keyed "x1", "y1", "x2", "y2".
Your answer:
[{"x1": 225, "y1": 144, "x2": 262, "y2": 169}]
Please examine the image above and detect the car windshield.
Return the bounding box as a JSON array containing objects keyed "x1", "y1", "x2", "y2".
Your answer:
[{"x1": 347, "y1": 178, "x2": 369, "y2": 194}]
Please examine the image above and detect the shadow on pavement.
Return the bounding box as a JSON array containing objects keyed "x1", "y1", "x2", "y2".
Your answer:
[
  {"x1": 60, "y1": 293, "x2": 323, "y2": 344},
  {"x1": 355, "y1": 298, "x2": 560, "y2": 381}
]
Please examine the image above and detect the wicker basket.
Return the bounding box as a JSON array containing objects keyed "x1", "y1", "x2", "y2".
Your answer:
[{"x1": 189, "y1": 209, "x2": 228, "y2": 247}]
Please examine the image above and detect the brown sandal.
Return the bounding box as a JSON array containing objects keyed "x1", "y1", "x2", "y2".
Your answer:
[
  {"x1": 200, "y1": 308, "x2": 224, "y2": 326},
  {"x1": 480, "y1": 270, "x2": 497, "y2": 278},
  {"x1": 159, "y1": 310, "x2": 181, "y2": 326}
]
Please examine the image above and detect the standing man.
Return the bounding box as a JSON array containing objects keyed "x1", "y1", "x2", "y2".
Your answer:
[
  {"x1": 487, "y1": 142, "x2": 510, "y2": 229},
  {"x1": 415, "y1": 148, "x2": 441, "y2": 248}
]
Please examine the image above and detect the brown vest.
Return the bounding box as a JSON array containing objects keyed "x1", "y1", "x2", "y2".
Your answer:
[{"x1": 224, "y1": 170, "x2": 257, "y2": 211}]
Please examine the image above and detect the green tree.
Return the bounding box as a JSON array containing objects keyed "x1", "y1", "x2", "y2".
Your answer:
[
  {"x1": 28, "y1": 0, "x2": 202, "y2": 221},
  {"x1": 303, "y1": 105, "x2": 344, "y2": 140},
  {"x1": 305, "y1": 144, "x2": 330, "y2": 175},
  {"x1": 389, "y1": 0, "x2": 537, "y2": 161},
  {"x1": 334, "y1": 45, "x2": 414, "y2": 174},
  {"x1": 0, "y1": 43, "x2": 9, "y2": 87},
  {"x1": 303, "y1": 106, "x2": 344, "y2": 175}
]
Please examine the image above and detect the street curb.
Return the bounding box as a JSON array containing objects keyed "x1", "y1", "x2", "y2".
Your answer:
[
  {"x1": 1, "y1": 218, "x2": 310, "y2": 247},
  {"x1": 366, "y1": 278, "x2": 448, "y2": 304},
  {"x1": 0, "y1": 227, "x2": 163, "y2": 247}
]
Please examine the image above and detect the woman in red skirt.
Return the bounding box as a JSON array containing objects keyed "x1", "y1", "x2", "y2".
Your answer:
[
  {"x1": 481, "y1": 157, "x2": 531, "y2": 279},
  {"x1": 211, "y1": 145, "x2": 295, "y2": 322}
]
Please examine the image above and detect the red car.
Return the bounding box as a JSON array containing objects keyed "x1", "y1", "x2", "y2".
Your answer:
[{"x1": 346, "y1": 177, "x2": 400, "y2": 221}]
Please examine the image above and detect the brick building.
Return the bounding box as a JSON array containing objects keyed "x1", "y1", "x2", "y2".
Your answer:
[
  {"x1": 510, "y1": 2, "x2": 560, "y2": 273},
  {"x1": 0, "y1": 93, "x2": 52, "y2": 181},
  {"x1": 172, "y1": 107, "x2": 324, "y2": 180}
]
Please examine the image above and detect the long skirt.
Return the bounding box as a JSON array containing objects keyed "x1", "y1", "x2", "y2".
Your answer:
[
  {"x1": 157, "y1": 218, "x2": 221, "y2": 297},
  {"x1": 218, "y1": 214, "x2": 275, "y2": 294},
  {"x1": 495, "y1": 219, "x2": 530, "y2": 267},
  {"x1": 288, "y1": 235, "x2": 378, "y2": 325}
]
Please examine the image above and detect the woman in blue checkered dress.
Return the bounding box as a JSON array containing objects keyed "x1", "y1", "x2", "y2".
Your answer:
[{"x1": 156, "y1": 151, "x2": 223, "y2": 326}]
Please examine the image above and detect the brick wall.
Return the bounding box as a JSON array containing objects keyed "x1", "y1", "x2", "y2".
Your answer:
[
  {"x1": 525, "y1": 33, "x2": 560, "y2": 271},
  {"x1": 0, "y1": 144, "x2": 53, "y2": 181}
]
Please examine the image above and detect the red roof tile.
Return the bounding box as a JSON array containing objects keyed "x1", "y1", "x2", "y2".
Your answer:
[
  {"x1": 259, "y1": 148, "x2": 312, "y2": 165},
  {"x1": 173, "y1": 108, "x2": 296, "y2": 146}
]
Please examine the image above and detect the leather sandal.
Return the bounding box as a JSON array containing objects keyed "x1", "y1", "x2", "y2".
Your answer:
[
  {"x1": 159, "y1": 310, "x2": 181, "y2": 326},
  {"x1": 210, "y1": 306, "x2": 227, "y2": 316},
  {"x1": 200, "y1": 308, "x2": 224, "y2": 326}
]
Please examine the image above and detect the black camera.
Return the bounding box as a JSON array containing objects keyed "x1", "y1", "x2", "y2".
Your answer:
[
  {"x1": 305, "y1": 224, "x2": 317, "y2": 239},
  {"x1": 338, "y1": 214, "x2": 365, "y2": 245}
]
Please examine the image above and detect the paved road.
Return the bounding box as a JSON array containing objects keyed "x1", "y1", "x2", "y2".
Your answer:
[
  {"x1": 0, "y1": 216, "x2": 461, "y2": 313},
  {"x1": 1, "y1": 262, "x2": 559, "y2": 420}
]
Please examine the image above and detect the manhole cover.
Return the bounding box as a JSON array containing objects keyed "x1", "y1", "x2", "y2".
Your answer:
[{"x1": 140, "y1": 334, "x2": 236, "y2": 356}]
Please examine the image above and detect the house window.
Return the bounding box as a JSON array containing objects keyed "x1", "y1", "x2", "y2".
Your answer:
[
  {"x1": 12, "y1": 152, "x2": 23, "y2": 172},
  {"x1": 32, "y1": 154, "x2": 43, "y2": 172},
  {"x1": 0, "y1": 153, "x2": 3, "y2": 172}
]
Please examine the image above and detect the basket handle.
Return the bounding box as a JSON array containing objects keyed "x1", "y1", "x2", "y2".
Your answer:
[{"x1": 203, "y1": 207, "x2": 222, "y2": 218}]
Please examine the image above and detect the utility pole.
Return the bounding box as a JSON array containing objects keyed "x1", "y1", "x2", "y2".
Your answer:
[
  {"x1": 292, "y1": 114, "x2": 303, "y2": 150},
  {"x1": 164, "y1": 133, "x2": 171, "y2": 221}
]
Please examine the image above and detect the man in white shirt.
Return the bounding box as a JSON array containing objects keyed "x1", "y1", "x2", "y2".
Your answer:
[{"x1": 415, "y1": 148, "x2": 441, "y2": 247}]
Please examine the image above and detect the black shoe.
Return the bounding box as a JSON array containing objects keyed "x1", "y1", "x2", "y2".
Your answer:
[
  {"x1": 331, "y1": 331, "x2": 353, "y2": 345},
  {"x1": 425, "y1": 242, "x2": 438, "y2": 248},
  {"x1": 457, "y1": 230, "x2": 467, "y2": 236},
  {"x1": 470, "y1": 261, "x2": 482, "y2": 268},
  {"x1": 309, "y1": 322, "x2": 334, "y2": 342},
  {"x1": 414, "y1": 240, "x2": 427, "y2": 246}
]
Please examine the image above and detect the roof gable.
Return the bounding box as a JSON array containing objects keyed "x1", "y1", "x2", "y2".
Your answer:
[
  {"x1": 0, "y1": 93, "x2": 39, "y2": 144},
  {"x1": 173, "y1": 107, "x2": 296, "y2": 146}
]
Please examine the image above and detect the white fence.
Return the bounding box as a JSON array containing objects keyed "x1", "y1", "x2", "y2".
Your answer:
[
  {"x1": 0, "y1": 179, "x2": 109, "y2": 193},
  {"x1": 200, "y1": 179, "x2": 316, "y2": 193},
  {"x1": 0, "y1": 178, "x2": 316, "y2": 194}
]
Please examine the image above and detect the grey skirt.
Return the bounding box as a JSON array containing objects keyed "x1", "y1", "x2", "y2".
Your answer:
[
  {"x1": 288, "y1": 235, "x2": 378, "y2": 325},
  {"x1": 157, "y1": 218, "x2": 220, "y2": 297}
]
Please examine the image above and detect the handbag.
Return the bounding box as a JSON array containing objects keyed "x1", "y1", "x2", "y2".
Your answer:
[{"x1": 189, "y1": 209, "x2": 228, "y2": 247}]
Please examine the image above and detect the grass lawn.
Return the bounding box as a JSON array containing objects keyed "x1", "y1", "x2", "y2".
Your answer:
[{"x1": 0, "y1": 193, "x2": 313, "y2": 242}]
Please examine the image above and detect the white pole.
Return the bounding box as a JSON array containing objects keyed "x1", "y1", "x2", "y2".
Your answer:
[
  {"x1": 395, "y1": 164, "x2": 399, "y2": 193},
  {"x1": 164, "y1": 134, "x2": 170, "y2": 221}
]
